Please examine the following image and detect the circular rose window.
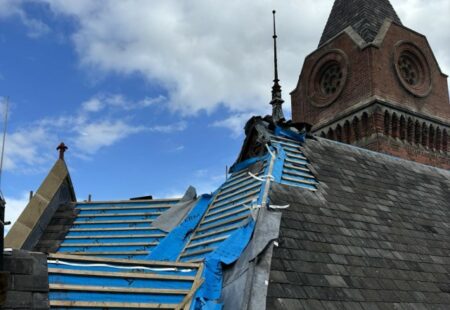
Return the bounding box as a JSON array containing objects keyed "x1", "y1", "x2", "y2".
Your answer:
[
  {"x1": 308, "y1": 50, "x2": 348, "y2": 107},
  {"x1": 394, "y1": 42, "x2": 431, "y2": 97}
]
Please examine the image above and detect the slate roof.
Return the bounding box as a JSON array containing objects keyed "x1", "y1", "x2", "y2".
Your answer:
[
  {"x1": 319, "y1": 0, "x2": 402, "y2": 46},
  {"x1": 267, "y1": 137, "x2": 450, "y2": 309}
]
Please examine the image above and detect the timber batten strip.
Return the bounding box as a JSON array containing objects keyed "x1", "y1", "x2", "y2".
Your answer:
[
  {"x1": 50, "y1": 283, "x2": 189, "y2": 295},
  {"x1": 69, "y1": 227, "x2": 161, "y2": 232},
  {"x1": 65, "y1": 234, "x2": 166, "y2": 239},
  {"x1": 48, "y1": 253, "x2": 200, "y2": 268},
  {"x1": 49, "y1": 300, "x2": 176, "y2": 309},
  {"x1": 201, "y1": 208, "x2": 250, "y2": 225},
  {"x1": 61, "y1": 251, "x2": 150, "y2": 256},
  {"x1": 197, "y1": 214, "x2": 250, "y2": 232},
  {"x1": 60, "y1": 242, "x2": 158, "y2": 247},
  {"x1": 73, "y1": 219, "x2": 154, "y2": 224},
  {"x1": 78, "y1": 205, "x2": 171, "y2": 211},
  {"x1": 186, "y1": 235, "x2": 229, "y2": 249},
  {"x1": 48, "y1": 268, "x2": 196, "y2": 281},
  {"x1": 76, "y1": 212, "x2": 162, "y2": 218}
]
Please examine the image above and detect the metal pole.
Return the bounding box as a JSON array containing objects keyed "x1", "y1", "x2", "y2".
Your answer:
[{"x1": 0, "y1": 198, "x2": 4, "y2": 271}]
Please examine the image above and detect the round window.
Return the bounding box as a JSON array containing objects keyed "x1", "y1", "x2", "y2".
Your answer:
[
  {"x1": 308, "y1": 50, "x2": 348, "y2": 107},
  {"x1": 394, "y1": 42, "x2": 431, "y2": 97}
]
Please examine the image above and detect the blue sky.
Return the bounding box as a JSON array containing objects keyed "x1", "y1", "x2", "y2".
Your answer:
[{"x1": 1, "y1": 0, "x2": 449, "y2": 230}]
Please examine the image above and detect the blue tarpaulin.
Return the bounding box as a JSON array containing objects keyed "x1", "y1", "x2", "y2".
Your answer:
[
  {"x1": 229, "y1": 154, "x2": 269, "y2": 174},
  {"x1": 147, "y1": 194, "x2": 212, "y2": 261},
  {"x1": 274, "y1": 126, "x2": 306, "y2": 143},
  {"x1": 192, "y1": 219, "x2": 256, "y2": 310}
]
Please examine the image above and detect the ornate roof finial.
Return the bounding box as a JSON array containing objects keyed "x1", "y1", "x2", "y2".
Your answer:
[
  {"x1": 57, "y1": 142, "x2": 68, "y2": 160},
  {"x1": 270, "y1": 10, "x2": 285, "y2": 123}
]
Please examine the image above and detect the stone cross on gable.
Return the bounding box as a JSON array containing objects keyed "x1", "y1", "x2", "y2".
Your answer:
[{"x1": 57, "y1": 142, "x2": 68, "y2": 160}]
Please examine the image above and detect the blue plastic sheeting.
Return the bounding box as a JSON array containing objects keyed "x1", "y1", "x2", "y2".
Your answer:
[
  {"x1": 49, "y1": 291, "x2": 185, "y2": 304},
  {"x1": 147, "y1": 194, "x2": 212, "y2": 261},
  {"x1": 274, "y1": 126, "x2": 306, "y2": 143},
  {"x1": 271, "y1": 144, "x2": 287, "y2": 183},
  {"x1": 229, "y1": 154, "x2": 268, "y2": 174},
  {"x1": 192, "y1": 219, "x2": 256, "y2": 310}
]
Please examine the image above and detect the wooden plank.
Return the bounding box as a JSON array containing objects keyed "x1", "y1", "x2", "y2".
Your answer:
[
  {"x1": 61, "y1": 251, "x2": 150, "y2": 256},
  {"x1": 190, "y1": 224, "x2": 241, "y2": 241},
  {"x1": 60, "y1": 242, "x2": 158, "y2": 247},
  {"x1": 48, "y1": 253, "x2": 200, "y2": 268},
  {"x1": 286, "y1": 152, "x2": 307, "y2": 161},
  {"x1": 212, "y1": 190, "x2": 259, "y2": 209},
  {"x1": 176, "y1": 263, "x2": 204, "y2": 310},
  {"x1": 208, "y1": 196, "x2": 255, "y2": 212},
  {"x1": 219, "y1": 177, "x2": 259, "y2": 197},
  {"x1": 180, "y1": 247, "x2": 215, "y2": 258},
  {"x1": 77, "y1": 212, "x2": 162, "y2": 218},
  {"x1": 281, "y1": 175, "x2": 318, "y2": 185},
  {"x1": 73, "y1": 219, "x2": 154, "y2": 224},
  {"x1": 215, "y1": 183, "x2": 261, "y2": 203},
  {"x1": 65, "y1": 234, "x2": 166, "y2": 240},
  {"x1": 78, "y1": 205, "x2": 171, "y2": 211},
  {"x1": 50, "y1": 283, "x2": 190, "y2": 295},
  {"x1": 69, "y1": 227, "x2": 161, "y2": 232},
  {"x1": 196, "y1": 214, "x2": 250, "y2": 233},
  {"x1": 76, "y1": 198, "x2": 180, "y2": 205},
  {"x1": 186, "y1": 235, "x2": 229, "y2": 249},
  {"x1": 284, "y1": 163, "x2": 311, "y2": 173},
  {"x1": 202, "y1": 208, "x2": 250, "y2": 226},
  {"x1": 206, "y1": 203, "x2": 249, "y2": 218},
  {"x1": 49, "y1": 300, "x2": 176, "y2": 309},
  {"x1": 48, "y1": 268, "x2": 196, "y2": 281},
  {"x1": 282, "y1": 168, "x2": 314, "y2": 179}
]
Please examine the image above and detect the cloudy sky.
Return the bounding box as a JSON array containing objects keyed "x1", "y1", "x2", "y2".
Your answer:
[{"x1": 1, "y1": 0, "x2": 449, "y2": 232}]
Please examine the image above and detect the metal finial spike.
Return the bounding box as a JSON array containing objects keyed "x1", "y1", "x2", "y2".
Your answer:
[
  {"x1": 270, "y1": 10, "x2": 284, "y2": 123},
  {"x1": 272, "y1": 10, "x2": 279, "y2": 83}
]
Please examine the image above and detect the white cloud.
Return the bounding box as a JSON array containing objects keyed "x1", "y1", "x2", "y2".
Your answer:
[
  {"x1": 3, "y1": 192, "x2": 30, "y2": 236},
  {"x1": 2, "y1": 94, "x2": 187, "y2": 173},
  {"x1": 82, "y1": 98, "x2": 103, "y2": 112},
  {"x1": 74, "y1": 120, "x2": 145, "y2": 154},
  {"x1": 81, "y1": 93, "x2": 167, "y2": 113},
  {"x1": 0, "y1": 1, "x2": 50, "y2": 38},
  {"x1": 24, "y1": 0, "x2": 447, "y2": 119},
  {"x1": 34, "y1": 0, "x2": 332, "y2": 116},
  {"x1": 212, "y1": 113, "x2": 255, "y2": 138}
]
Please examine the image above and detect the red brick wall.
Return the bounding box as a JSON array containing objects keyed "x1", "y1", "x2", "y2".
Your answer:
[{"x1": 292, "y1": 23, "x2": 450, "y2": 127}]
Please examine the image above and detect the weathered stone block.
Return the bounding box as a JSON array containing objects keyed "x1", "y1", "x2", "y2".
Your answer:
[{"x1": 12, "y1": 275, "x2": 49, "y2": 292}]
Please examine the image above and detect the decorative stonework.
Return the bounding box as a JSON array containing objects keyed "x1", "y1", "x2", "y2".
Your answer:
[
  {"x1": 394, "y1": 41, "x2": 432, "y2": 98},
  {"x1": 308, "y1": 50, "x2": 348, "y2": 107}
]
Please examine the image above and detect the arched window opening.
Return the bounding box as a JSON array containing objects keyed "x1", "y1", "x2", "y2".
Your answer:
[
  {"x1": 407, "y1": 118, "x2": 414, "y2": 143},
  {"x1": 391, "y1": 113, "x2": 399, "y2": 139},
  {"x1": 352, "y1": 117, "x2": 360, "y2": 141},
  {"x1": 435, "y1": 128, "x2": 442, "y2": 151},
  {"x1": 428, "y1": 125, "x2": 435, "y2": 150},
  {"x1": 399, "y1": 116, "x2": 406, "y2": 140},
  {"x1": 383, "y1": 111, "x2": 390, "y2": 136},
  {"x1": 414, "y1": 121, "x2": 421, "y2": 145},
  {"x1": 421, "y1": 122, "x2": 428, "y2": 147},
  {"x1": 344, "y1": 121, "x2": 351, "y2": 143},
  {"x1": 361, "y1": 113, "x2": 369, "y2": 137},
  {"x1": 327, "y1": 128, "x2": 335, "y2": 140},
  {"x1": 443, "y1": 130, "x2": 448, "y2": 153},
  {"x1": 336, "y1": 125, "x2": 343, "y2": 142}
]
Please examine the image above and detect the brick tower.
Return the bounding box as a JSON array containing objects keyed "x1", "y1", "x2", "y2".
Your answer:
[{"x1": 291, "y1": 0, "x2": 450, "y2": 169}]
